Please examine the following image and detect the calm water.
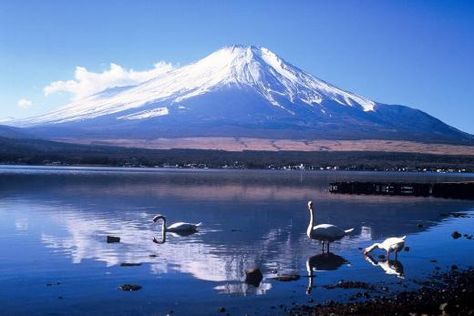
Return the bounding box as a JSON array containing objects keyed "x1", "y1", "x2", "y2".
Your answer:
[{"x1": 1, "y1": 166, "x2": 474, "y2": 315}]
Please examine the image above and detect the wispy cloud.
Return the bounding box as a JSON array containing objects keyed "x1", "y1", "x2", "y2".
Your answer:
[
  {"x1": 17, "y1": 98, "x2": 33, "y2": 109},
  {"x1": 43, "y1": 62, "x2": 174, "y2": 101}
]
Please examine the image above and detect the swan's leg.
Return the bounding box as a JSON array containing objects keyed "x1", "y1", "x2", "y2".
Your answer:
[
  {"x1": 327, "y1": 242, "x2": 330, "y2": 253},
  {"x1": 395, "y1": 250, "x2": 398, "y2": 260},
  {"x1": 321, "y1": 241, "x2": 325, "y2": 253}
]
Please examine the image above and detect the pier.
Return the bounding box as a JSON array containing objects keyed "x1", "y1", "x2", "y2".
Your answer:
[{"x1": 329, "y1": 181, "x2": 474, "y2": 200}]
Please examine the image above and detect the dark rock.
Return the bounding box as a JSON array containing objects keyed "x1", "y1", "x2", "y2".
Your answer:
[
  {"x1": 273, "y1": 274, "x2": 301, "y2": 282},
  {"x1": 217, "y1": 307, "x2": 226, "y2": 313},
  {"x1": 324, "y1": 280, "x2": 374, "y2": 290},
  {"x1": 119, "y1": 284, "x2": 142, "y2": 291},
  {"x1": 417, "y1": 223, "x2": 424, "y2": 228},
  {"x1": 245, "y1": 268, "x2": 263, "y2": 287},
  {"x1": 452, "y1": 231, "x2": 462, "y2": 239},
  {"x1": 120, "y1": 263, "x2": 142, "y2": 267},
  {"x1": 107, "y1": 236, "x2": 120, "y2": 243},
  {"x1": 149, "y1": 254, "x2": 157, "y2": 258},
  {"x1": 404, "y1": 246, "x2": 410, "y2": 252}
]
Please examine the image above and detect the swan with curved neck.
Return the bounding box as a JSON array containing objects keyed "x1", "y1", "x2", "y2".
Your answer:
[
  {"x1": 152, "y1": 214, "x2": 201, "y2": 233},
  {"x1": 364, "y1": 236, "x2": 406, "y2": 259},
  {"x1": 306, "y1": 201, "x2": 353, "y2": 252}
]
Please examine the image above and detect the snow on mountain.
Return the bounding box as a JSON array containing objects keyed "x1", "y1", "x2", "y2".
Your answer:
[
  {"x1": 16, "y1": 45, "x2": 472, "y2": 144},
  {"x1": 22, "y1": 45, "x2": 375, "y2": 125}
]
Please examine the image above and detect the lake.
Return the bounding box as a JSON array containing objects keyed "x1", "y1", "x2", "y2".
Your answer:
[{"x1": 0, "y1": 166, "x2": 473, "y2": 315}]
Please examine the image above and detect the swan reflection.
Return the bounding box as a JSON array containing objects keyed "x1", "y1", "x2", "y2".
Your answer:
[
  {"x1": 152, "y1": 229, "x2": 198, "y2": 244},
  {"x1": 306, "y1": 252, "x2": 349, "y2": 294},
  {"x1": 364, "y1": 254, "x2": 405, "y2": 279}
]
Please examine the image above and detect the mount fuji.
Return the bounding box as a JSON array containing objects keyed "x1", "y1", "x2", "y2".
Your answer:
[{"x1": 19, "y1": 45, "x2": 473, "y2": 144}]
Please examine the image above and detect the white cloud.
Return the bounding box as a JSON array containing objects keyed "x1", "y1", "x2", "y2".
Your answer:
[
  {"x1": 43, "y1": 62, "x2": 174, "y2": 101},
  {"x1": 17, "y1": 98, "x2": 33, "y2": 109}
]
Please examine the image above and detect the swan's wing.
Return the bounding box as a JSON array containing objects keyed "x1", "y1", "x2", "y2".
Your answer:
[
  {"x1": 382, "y1": 237, "x2": 405, "y2": 250},
  {"x1": 167, "y1": 222, "x2": 199, "y2": 231},
  {"x1": 312, "y1": 224, "x2": 345, "y2": 239}
]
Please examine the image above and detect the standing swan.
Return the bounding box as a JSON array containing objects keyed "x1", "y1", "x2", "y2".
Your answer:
[
  {"x1": 152, "y1": 214, "x2": 201, "y2": 233},
  {"x1": 306, "y1": 201, "x2": 353, "y2": 253},
  {"x1": 364, "y1": 236, "x2": 406, "y2": 259}
]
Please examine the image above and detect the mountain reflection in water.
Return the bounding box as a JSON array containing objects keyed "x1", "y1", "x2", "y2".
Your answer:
[{"x1": 0, "y1": 167, "x2": 473, "y2": 304}]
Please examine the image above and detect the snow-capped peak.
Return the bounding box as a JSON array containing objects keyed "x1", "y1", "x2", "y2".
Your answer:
[{"x1": 21, "y1": 45, "x2": 376, "y2": 125}]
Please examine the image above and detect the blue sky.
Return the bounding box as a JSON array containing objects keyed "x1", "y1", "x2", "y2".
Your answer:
[{"x1": 1, "y1": 0, "x2": 473, "y2": 133}]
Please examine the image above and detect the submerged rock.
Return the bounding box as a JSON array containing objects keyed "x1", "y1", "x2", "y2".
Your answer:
[{"x1": 451, "y1": 231, "x2": 462, "y2": 239}]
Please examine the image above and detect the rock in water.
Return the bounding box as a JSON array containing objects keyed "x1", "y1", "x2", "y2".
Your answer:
[
  {"x1": 107, "y1": 236, "x2": 120, "y2": 243},
  {"x1": 245, "y1": 268, "x2": 263, "y2": 287},
  {"x1": 119, "y1": 284, "x2": 142, "y2": 291},
  {"x1": 451, "y1": 231, "x2": 462, "y2": 239},
  {"x1": 273, "y1": 274, "x2": 301, "y2": 282}
]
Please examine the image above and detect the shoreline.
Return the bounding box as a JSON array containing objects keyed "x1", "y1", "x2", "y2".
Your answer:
[
  {"x1": 0, "y1": 163, "x2": 473, "y2": 175},
  {"x1": 291, "y1": 267, "x2": 474, "y2": 315}
]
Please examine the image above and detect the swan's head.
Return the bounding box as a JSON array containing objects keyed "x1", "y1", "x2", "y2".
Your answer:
[
  {"x1": 152, "y1": 214, "x2": 165, "y2": 223},
  {"x1": 307, "y1": 201, "x2": 314, "y2": 211}
]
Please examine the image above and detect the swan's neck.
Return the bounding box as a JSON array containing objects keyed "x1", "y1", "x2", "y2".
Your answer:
[
  {"x1": 162, "y1": 217, "x2": 167, "y2": 231},
  {"x1": 307, "y1": 206, "x2": 315, "y2": 237},
  {"x1": 366, "y1": 243, "x2": 380, "y2": 253}
]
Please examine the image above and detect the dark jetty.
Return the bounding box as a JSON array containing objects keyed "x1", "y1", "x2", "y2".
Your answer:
[{"x1": 329, "y1": 181, "x2": 474, "y2": 200}]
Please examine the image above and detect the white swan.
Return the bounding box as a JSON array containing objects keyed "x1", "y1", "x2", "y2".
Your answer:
[
  {"x1": 364, "y1": 236, "x2": 406, "y2": 259},
  {"x1": 306, "y1": 201, "x2": 354, "y2": 252},
  {"x1": 152, "y1": 214, "x2": 201, "y2": 233}
]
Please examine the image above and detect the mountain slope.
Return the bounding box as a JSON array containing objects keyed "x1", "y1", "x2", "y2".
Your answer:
[{"x1": 19, "y1": 45, "x2": 473, "y2": 144}]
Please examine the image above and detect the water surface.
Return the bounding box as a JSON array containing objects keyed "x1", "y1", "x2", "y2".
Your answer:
[{"x1": 1, "y1": 166, "x2": 473, "y2": 315}]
